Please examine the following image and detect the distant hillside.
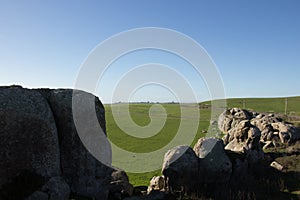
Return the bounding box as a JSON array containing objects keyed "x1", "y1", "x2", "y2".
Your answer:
[{"x1": 200, "y1": 96, "x2": 300, "y2": 116}]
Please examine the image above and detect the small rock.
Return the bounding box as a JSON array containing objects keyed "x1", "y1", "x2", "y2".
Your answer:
[
  {"x1": 147, "y1": 176, "x2": 165, "y2": 194},
  {"x1": 270, "y1": 161, "x2": 285, "y2": 171}
]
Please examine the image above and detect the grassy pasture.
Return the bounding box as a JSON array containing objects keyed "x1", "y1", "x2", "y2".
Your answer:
[{"x1": 104, "y1": 96, "x2": 300, "y2": 186}]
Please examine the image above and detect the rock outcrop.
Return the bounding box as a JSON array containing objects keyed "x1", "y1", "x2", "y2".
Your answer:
[
  {"x1": 147, "y1": 107, "x2": 299, "y2": 199},
  {"x1": 0, "y1": 86, "x2": 131, "y2": 200},
  {"x1": 162, "y1": 146, "x2": 199, "y2": 193},
  {"x1": 40, "y1": 89, "x2": 113, "y2": 198},
  {"x1": 223, "y1": 120, "x2": 264, "y2": 163},
  {"x1": 218, "y1": 108, "x2": 252, "y2": 133},
  {"x1": 219, "y1": 108, "x2": 300, "y2": 148},
  {"x1": 193, "y1": 137, "x2": 232, "y2": 183},
  {"x1": 250, "y1": 113, "x2": 292, "y2": 146},
  {"x1": 0, "y1": 86, "x2": 62, "y2": 200},
  {"x1": 158, "y1": 112, "x2": 269, "y2": 197},
  {"x1": 160, "y1": 138, "x2": 234, "y2": 195}
]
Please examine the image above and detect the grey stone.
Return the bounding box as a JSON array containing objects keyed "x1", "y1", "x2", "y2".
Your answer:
[
  {"x1": 194, "y1": 137, "x2": 232, "y2": 183},
  {"x1": 0, "y1": 86, "x2": 60, "y2": 192},
  {"x1": 224, "y1": 120, "x2": 264, "y2": 164},
  {"x1": 42, "y1": 177, "x2": 70, "y2": 200},
  {"x1": 41, "y1": 89, "x2": 113, "y2": 198},
  {"x1": 219, "y1": 107, "x2": 300, "y2": 147},
  {"x1": 110, "y1": 168, "x2": 133, "y2": 198},
  {"x1": 162, "y1": 146, "x2": 199, "y2": 192},
  {"x1": 218, "y1": 108, "x2": 251, "y2": 133},
  {"x1": 271, "y1": 122, "x2": 300, "y2": 144},
  {"x1": 25, "y1": 191, "x2": 48, "y2": 200},
  {"x1": 270, "y1": 161, "x2": 285, "y2": 171}
]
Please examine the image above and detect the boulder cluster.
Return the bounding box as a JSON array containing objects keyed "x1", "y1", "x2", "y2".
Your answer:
[
  {"x1": 219, "y1": 107, "x2": 300, "y2": 149},
  {"x1": 147, "y1": 108, "x2": 300, "y2": 198},
  {"x1": 0, "y1": 86, "x2": 132, "y2": 200},
  {"x1": 152, "y1": 135, "x2": 263, "y2": 196}
]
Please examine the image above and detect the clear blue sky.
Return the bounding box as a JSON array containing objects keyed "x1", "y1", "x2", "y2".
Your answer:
[{"x1": 1, "y1": 0, "x2": 299, "y2": 103}]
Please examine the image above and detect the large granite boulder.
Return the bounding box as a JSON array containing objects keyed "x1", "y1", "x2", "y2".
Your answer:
[
  {"x1": 40, "y1": 177, "x2": 70, "y2": 200},
  {"x1": 161, "y1": 139, "x2": 233, "y2": 194},
  {"x1": 162, "y1": 146, "x2": 199, "y2": 193},
  {"x1": 40, "y1": 89, "x2": 113, "y2": 198},
  {"x1": 225, "y1": 150, "x2": 248, "y2": 180},
  {"x1": 193, "y1": 137, "x2": 232, "y2": 183},
  {"x1": 0, "y1": 86, "x2": 131, "y2": 200},
  {"x1": 0, "y1": 86, "x2": 62, "y2": 199}
]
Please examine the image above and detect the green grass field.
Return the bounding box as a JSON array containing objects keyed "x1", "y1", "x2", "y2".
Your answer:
[{"x1": 104, "y1": 96, "x2": 300, "y2": 186}]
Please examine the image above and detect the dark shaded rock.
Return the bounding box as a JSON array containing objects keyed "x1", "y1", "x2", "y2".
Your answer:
[
  {"x1": 194, "y1": 137, "x2": 232, "y2": 183},
  {"x1": 0, "y1": 170, "x2": 45, "y2": 200},
  {"x1": 0, "y1": 86, "x2": 132, "y2": 200},
  {"x1": 109, "y1": 169, "x2": 133, "y2": 199},
  {"x1": 41, "y1": 177, "x2": 70, "y2": 200},
  {"x1": 132, "y1": 186, "x2": 148, "y2": 196},
  {"x1": 145, "y1": 190, "x2": 175, "y2": 200},
  {"x1": 41, "y1": 89, "x2": 113, "y2": 198},
  {"x1": 225, "y1": 150, "x2": 248, "y2": 179},
  {"x1": 0, "y1": 86, "x2": 60, "y2": 199},
  {"x1": 286, "y1": 141, "x2": 300, "y2": 154},
  {"x1": 161, "y1": 139, "x2": 232, "y2": 195},
  {"x1": 124, "y1": 190, "x2": 176, "y2": 200},
  {"x1": 25, "y1": 191, "x2": 48, "y2": 200},
  {"x1": 111, "y1": 168, "x2": 130, "y2": 183}
]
